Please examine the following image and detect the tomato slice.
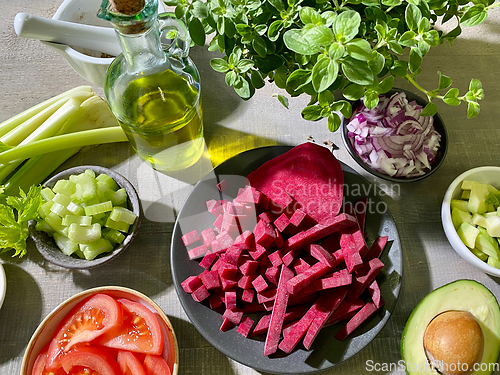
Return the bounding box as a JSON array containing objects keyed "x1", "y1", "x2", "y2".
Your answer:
[
  {"x1": 60, "y1": 346, "x2": 120, "y2": 375},
  {"x1": 117, "y1": 351, "x2": 146, "y2": 375},
  {"x1": 143, "y1": 355, "x2": 171, "y2": 375},
  {"x1": 98, "y1": 299, "x2": 163, "y2": 355},
  {"x1": 46, "y1": 294, "x2": 122, "y2": 370},
  {"x1": 31, "y1": 346, "x2": 65, "y2": 375}
]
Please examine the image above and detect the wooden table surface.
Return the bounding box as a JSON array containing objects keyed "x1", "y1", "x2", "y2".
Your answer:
[{"x1": 1, "y1": 1, "x2": 500, "y2": 374}]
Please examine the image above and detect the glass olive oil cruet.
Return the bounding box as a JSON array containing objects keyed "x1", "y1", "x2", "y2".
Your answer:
[{"x1": 98, "y1": 0, "x2": 204, "y2": 171}]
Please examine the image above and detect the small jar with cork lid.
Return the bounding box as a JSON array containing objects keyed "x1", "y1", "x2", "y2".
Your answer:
[{"x1": 98, "y1": 0, "x2": 204, "y2": 171}]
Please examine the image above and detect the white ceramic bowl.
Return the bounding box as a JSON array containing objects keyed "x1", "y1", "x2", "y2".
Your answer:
[
  {"x1": 442, "y1": 166, "x2": 500, "y2": 277},
  {"x1": 0, "y1": 262, "x2": 6, "y2": 309},
  {"x1": 21, "y1": 286, "x2": 179, "y2": 375}
]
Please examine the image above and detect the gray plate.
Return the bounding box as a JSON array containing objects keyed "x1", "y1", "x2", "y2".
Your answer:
[{"x1": 171, "y1": 145, "x2": 403, "y2": 374}]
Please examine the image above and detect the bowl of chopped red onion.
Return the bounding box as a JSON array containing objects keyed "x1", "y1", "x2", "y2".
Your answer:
[{"x1": 341, "y1": 89, "x2": 448, "y2": 182}]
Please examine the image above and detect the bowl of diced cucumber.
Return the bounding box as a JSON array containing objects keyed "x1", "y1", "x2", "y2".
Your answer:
[
  {"x1": 29, "y1": 166, "x2": 141, "y2": 269},
  {"x1": 442, "y1": 166, "x2": 500, "y2": 276}
]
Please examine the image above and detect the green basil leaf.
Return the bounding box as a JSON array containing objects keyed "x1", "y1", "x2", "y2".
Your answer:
[
  {"x1": 420, "y1": 102, "x2": 437, "y2": 116},
  {"x1": 175, "y1": 5, "x2": 186, "y2": 18},
  {"x1": 251, "y1": 70, "x2": 265, "y2": 89},
  {"x1": 268, "y1": 20, "x2": 283, "y2": 41},
  {"x1": 191, "y1": 1, "x2": 209, "y2": 18},
  {"x1": 469, "y1": 78, "x2": 482, "y2": 92},
  {"x1": 236, "y1": 24, "x2": 253, "y2": 36},
  {"x1": 365, "y1": 7, "x2": 387, "y2": 22},
  {"x1": 312, "y1": 58, "x2": 339, "y2": 92},
  {"x1": 229, "y1": 48, "x2": 242, "y2": 66},
  {"x1": 328, "y1": 113, "x2": 341, "y2": 132},
  {"x1": 254, "y1": 55, "x2": 284, "y2": 73},
  {"x1": 217, "y1": 17, "x2": 225, "y2": 35},
  {"x1": 164, "y1": 0, "x2": 180, "y2": 5},
  {"x1": 225, "y1": 70, "x2": 237, "y2": 86},
  {"x1": 418, "y1": 17, "x2": 431, "y2": 33},
  {"x1": 210, "y1": 58, "x2": 230, "y2": 73},
  {"x1": 295, "y1": 53, "x2": 311, "y2": 66},
  {"x1": 369, "y1": 51, "x2": 385, "y2": 75},
  {"x1": 362, "y1": 0, "x2": 380, "y2": 6},
  {"x1": 301, "y1": 105, "x2": 323, "y2": 121},
  {"x1": 333, "y1": 11, "x2": 361, "y2": 43},
  {"x1": 277, "y1": 94, "x2": 289, "y2": 108},
  {"x1": 188, "y1": 18, "x2": 206, "y2": 46},
  {"x1": 364, "y1": 91, "x2": 380, "y2": 110},
  {"x1": 237, "y1": 59, "x2": 254, "y2": 73},
  {"x1": 418, "y1": 40, "x2": 430, "y2": 55},
  {"x1": 467, "y1": 101, "x2": 480, "y2": 118},
  {"x1": 341, "y1": 56, "x2": 374, "y2": 85},
  {"x1": 328, "y1": 43, "x2": 345, "y2": 60},
  {"x1": 268, "y1": 0, "x2": 285, "y2": 11},
  {"x1": 253, "y1": 36, "x2": 268, "y2": 57},
  {"x1": 382, "y1": 0, "x2": 402, "y2": 6},
  {"x1": 405, "y1": 4, "x2": 422, "y2": 30},
  {"x1": 318, "y1": 91, "x2": 335, "y2": 106},
  {"x1": 283, "y1": 29, "x2": 320, "y2": 55},
  {"x1": 322, "y1": 11, "x2": 337, "y2": 27},
  {"x1": 391, "y1": 60, "x2": 409, "y2": 76},
  {"x1": 255, "y1": 24, "x2": 268, "y2": 36},
  {"x1": 460, "y1": 5, "x2": 488, "y2": 27},
  {"x1": 443, "y1": 90, "x2": 460, "y2": 105},
  {"x1": 343, "y1": 84, "x2": 365, "y2": 100},
  {"x1": 299, "y1": 7, "x2": 319, "y2": 24},
  {"x1": 303, "y1": 25, "x2": 335, "y2": 47},
  {"x1": 423, "y1": 30, "x2": 440, "y2": 46},
  {"x1": 345, "y1": 39, "x2": 373, "y2": 61},
  {"x1": 399, "y1": 31, "x2": 416, "y2": 46},
  {"x1": 438, "y1": 72, "x2": 452, "y2": 90},
  {"x1": 444, "y1": 87, "x2": 459, "y2": 99},
  {"x1": 388, "y1": 41, "x2": 404, "y2": 55},
  {"x1": 409, "y1": 47, "x2": 422, "y2": 73},
  {"x1": 375, "y1": 24, "x2": 386, "y2": 39},
  {"x1": 378, "y1": 75, "x2": 394, "y2": 93},
  {"x1": 444, "y1": 25, "x2": 462, "y2": 41},
  {"x1": 286, "y1": 69, "x2": 313, "y2": 90},
  {"x1": 234, "y1": 76, "x2": 252, "y2": 99}
]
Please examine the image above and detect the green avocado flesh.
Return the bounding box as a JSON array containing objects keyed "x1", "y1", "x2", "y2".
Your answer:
[{"x1": 401, "y1": 280, "x2": 500, "y2": 375}]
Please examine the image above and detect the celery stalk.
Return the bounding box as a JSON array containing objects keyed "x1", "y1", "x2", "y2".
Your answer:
[
  {"x1": 0, "y1": 86, "x2": 92, "y2": 138},
  {"x1": 0, "y1": 127, "x2": 127, "y2": 165}
]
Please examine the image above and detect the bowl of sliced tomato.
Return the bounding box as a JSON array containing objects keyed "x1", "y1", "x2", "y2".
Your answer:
[{"x1": 21, "y1": 286, "x2": 179, "y2": 375}]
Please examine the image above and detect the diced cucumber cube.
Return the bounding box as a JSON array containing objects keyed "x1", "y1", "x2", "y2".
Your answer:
[
  {"x1": 39, "y1": 201, "x2": 54, "y2": 219},
  {"x1": 84, "y1": 169, "x2": 96, "y2": 178},
  {"x1": 62, "y1": 215, "x2": 92, "y2": 226},
  {"x1": 68, "y1": 223, "x2": 101, "y2": 244},
  {"x1": 110, "y1": 189, "x2": 127, "y2": 206},
  {"x1": 105, "y1": 217, "x2": 130, "y2": 233},
  {"x1": 35, "y1": 220, "x2": 54, "y2": 235},
  {"x1": 53, "y1": 179, "x2": 76, "y2": 197},
  {"x1": 461, "y1": 180, "x2": 475, "y2": 190},
  {"x1": 487, "y1": 256, "x2": 500, "y2": 269},
  {"x1": 457, "y1": 221, "x2": 479, "y2": 249},
  {"x1": 471, "y1": 247, "x2": 488, "y2": 261},
  {"x1": 80, "y1": 238, "x2": 114, "y2": 260},
  {"x1": 50, "y1": 202, "x2": 70, "y2": 217},
  {"x1": 472, "y1": 214, "x2": 488, "y2": 228},
  {"x1": 452, "y1": 208, "x2": 473, "y2": 230},
  {"x1": 84, "y1": 201, "x2": 113, "y2": 216},
  {"x1": 53, "y1": 233, "x2": 79, "y2": 256},
  {"x1": 103, "y1": 228, "x2": 126, "y2": 244},
  {"x1": 53, "y1": 193, "x2": 72, "y2": 207},
  {"x1": 461, "y1": 190, "x2": 471, "y2": 200},
  {"x1": 476, "y1": 232, "x2": 500, "y2": 259},
  {"x1": 45, "y1": 212, "x2": 68, "y2": 236},
  {"x1": 66, "y1": 201, "x2": 84, "y2": 216},
  {"x1": 451, "y1": 199, "x2": 469, "y2": 212},
  {"x1": 109, "y1": 207, "x2": 137, "y2": 225},
  {"x1": 41, "y1": 187, "x2": 55, "y2": 202},
  {"x1": 486, "y1": 215, "x2": 500, "y2": 237},
  {"x1": 468, "y1": 182, "x2": 489, "y2": 214}
]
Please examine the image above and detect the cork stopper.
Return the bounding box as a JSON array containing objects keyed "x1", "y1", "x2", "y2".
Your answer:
[{"x1": 109, "y1": 0, "x2": 145, "y2": 15}]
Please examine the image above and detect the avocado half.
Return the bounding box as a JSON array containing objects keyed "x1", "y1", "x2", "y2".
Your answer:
[{"x1": 401, "y1": 280, "x2": 500, "y2": 375}]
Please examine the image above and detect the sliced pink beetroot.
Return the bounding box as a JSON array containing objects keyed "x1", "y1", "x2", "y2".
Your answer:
[
  {"x1": 303, "y1": 286, "x2": 348, "y2": 350},
  {"x1": 309, "y1": 244, "x2": 335, "y2": 267},
  {"x1": 334, "y1": 299, "x2": 384, "y2": 341},
  {"x1": 237, "y1": 316, "x2": 254, "y2": 338},
  {"x1": 241, "y1": 289, "x2": 254, "y2": 303},
  {"x1": 251, "y1": 305, "x2": 310, "y2": 337},
  {"x1": 201, "y1": 228, "x2": 217, "y2": 247},
  {"x1": 199, "y1": 271, "x2": 220, "y2": 290},
  {"x1": 264, "y1": 266, "x2": 294, "y2": 355},
  {"x1": 354, "y1": 198, "x2": 368, "y2": 233},
  {"x1": 216, "y1": 232, "x2": 234, "y2": 250},
  {"x1": 200, "y1": 251, "x2": 218, "y2": 269},
  {"x1": 289, "y1": 208, "x2": 307, "y2": 227},
  {"x1": 237, "y1": 275, "x2": 255, "y2": 289},
  {"x1": 188, "y1": 245, "x2": 209, "y2": 260},
  {"x1": 320, "y1": 234, "x2": 340, "y2": 253},
  {"x1": 258, "y1": 211, "x2": 275, "y2": 224},
  {"x1": 225, "y1": 291, "x2": 237, "y2": 309},
  {"x1": 274, "y1": 213, "x2": 290, "y2": 233},
  {"x1": 181, "y1": 276, "x2": 202, "y2": 293},
  {"x1": 217, "y1": 180, "x2": 228, "y2": 192},
  {"x1": 325, "y1": 298, "x2": 365, "y2": 327},
  {"x1": 234, "y1": 230, "x2": 254, "y2": 249},
  {"x1": 292, "y1": 258, "x2": 311, "y2": 274},
  {"x1": 300, "y1": 269, "x2": 352, "y2": 295},
  {"x1": 239, "y1": 260, "x2": 258, "y2": 275},
  {"x1": 268, "y1": 251, "x2": 283, "y2": 267},
  {"x1": 254, "y1": 220, "x2": 277, "y2": 247},
  {"x1": 192, "y1": 285, "x2": 210, "y2": 302},
  {"x1": 243, "y1": 302, "x2": 266, "y2": 314},
  {"x1": 288, "y1": 292, "x2": 319, "y2": 308},
  {"x1": 281, "y1": 214, "x2": 357, "y2": 254},
  {"x1": 352, "y1": 228, "x2": 369, "y2": 258},
  {"x1": 223, "y1": 308, "x2": 244, "y2": 325},
  {"x1": 368, "y1": 280, "x2": 382, "y2": 308},
  {"x1": 282, "y1": 251, "x2": 295, "y2": 267},
  {"x1": 207, "y1": 199, "x2": 226, "y2": 217},
  {"x1": 265, "y1": 266, "x2": 280, "y2": 285},
  {"x1": 225, "y1": 245, "x2": 244, "y2": 265},
  {"x1": 234, "y1": 185, "x2": 270, "y2": 209},
  {"x1": 248, "y1": 244, "x2": 267, "y2": 260},
  {"x1": 274, "y1": 229, "x2": 285, "y2": 248},
  {"x1": 247, "y1": 143, "x2": 344, "y2": 224},
  {"x1": 210, "y1": 240, "x2": 224, "y2": 254},
  {"x1": 220, "y1": 277, "x2": 237, "y2": 291},
  {"x1": 213, "y1": 214, "x2": 223, "y2": 232},
  {"x1": 181, "y1": 230, "x2": 200, "y2": 246},
  {"x1": 287, "y1": 262, "x2": 332, "y2": 294},
  {"x1": 219, "y1": 262, "x2": 238, "y2": 279},
  {"x1": 220, "y1": 318, "x2": 235, "y2": 332},
  {"x1": 339, "y1": 231, "x2": 363, "y2": 273},
  {"x1": 365, "y1": 236, "x2": 389, "y2": 261},
  {"x1": 209, "y1": 294, "x2": 223, "y2": 309},
  {"x1": 257, "y1": 289, "x2": 277, "y2": 304},
  {"x1": 347, "y1": 258, "x2": 384, "y2": 301},
  {"x1": 252, "y1": 275, "x2": 269, "y2": 293}
]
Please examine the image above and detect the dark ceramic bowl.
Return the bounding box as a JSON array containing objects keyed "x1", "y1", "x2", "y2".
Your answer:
[
  {"x1": 29, "y1": 166, "x2": 141, "y2": 269},
  {"x1": 341, "y1": 88, "x2": 448, "y2": 183}
]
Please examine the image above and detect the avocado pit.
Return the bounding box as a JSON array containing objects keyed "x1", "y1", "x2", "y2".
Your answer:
[{"x1": 423, "y1": 310, "x2": 484, "y2": 375}]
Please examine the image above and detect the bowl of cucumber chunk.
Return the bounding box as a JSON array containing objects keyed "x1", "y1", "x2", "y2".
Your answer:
[
  {"x1": 30, "y1": 166, "x2": 141, "y2": 269},
  {"x1": 442, "y1": 166, "x2": 500, "y2": 276}
]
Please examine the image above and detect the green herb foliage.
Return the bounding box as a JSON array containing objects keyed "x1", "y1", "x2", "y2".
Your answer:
[
  {"x1": 166, "y1": 0, "x2": 495, "y2": 128},
  {"x1": 0, "y1": 185, "x2": 43, "y2": 257}
]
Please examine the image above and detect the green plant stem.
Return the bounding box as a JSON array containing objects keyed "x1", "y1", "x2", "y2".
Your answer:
[{"x1": 0, "y1": 127, "x2": 127, "y2": 166}]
